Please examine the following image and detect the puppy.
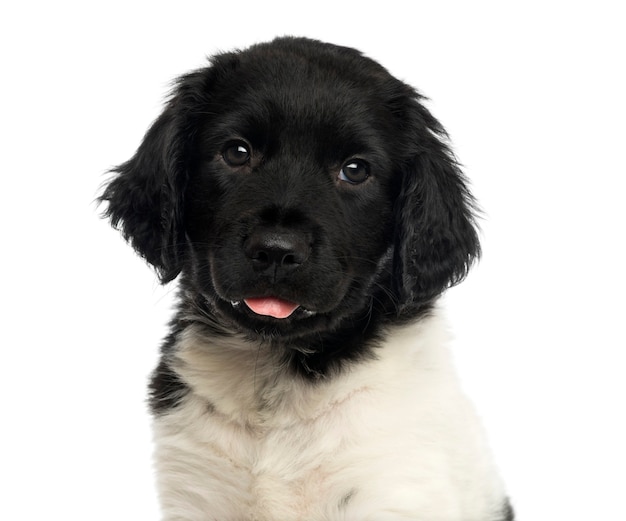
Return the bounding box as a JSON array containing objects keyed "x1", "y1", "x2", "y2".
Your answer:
[{"x1": 101, "y1": 37, "x2": 513, "y2": 520}]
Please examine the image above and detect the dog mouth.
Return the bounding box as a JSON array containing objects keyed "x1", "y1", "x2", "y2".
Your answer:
[
  {"x1": 231, "y1": 297, "x2": 316, "y2": 320},
  {"x1": 243, "y1": 297, "x2": 299, "y2": 319}
]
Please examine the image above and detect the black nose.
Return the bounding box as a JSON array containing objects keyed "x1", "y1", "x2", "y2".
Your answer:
[{"x1": 244, "y1": 228, "x2": 310, "y2": 272}]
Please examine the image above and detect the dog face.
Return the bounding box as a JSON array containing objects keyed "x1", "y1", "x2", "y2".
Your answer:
[
  {"x1": 101, "y1": 37, "x2": 480, "y2": 372},
  {"x1": 183, "y1": 47, "x2": 402, "y2": 340}
]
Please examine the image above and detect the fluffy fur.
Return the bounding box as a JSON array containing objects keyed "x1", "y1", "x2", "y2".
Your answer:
[{"x1": 101, "y1": 37, "x2": 513, "y2": 520}]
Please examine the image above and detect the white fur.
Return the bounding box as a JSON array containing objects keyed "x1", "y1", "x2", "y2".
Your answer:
[{"x1": 153, "y1": 310, "x2": 506, "y2": 520}]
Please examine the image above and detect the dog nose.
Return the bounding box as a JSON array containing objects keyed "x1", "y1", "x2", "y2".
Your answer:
[{"x1": 244, "y1": 229, "x2": 310, "y2": 271}]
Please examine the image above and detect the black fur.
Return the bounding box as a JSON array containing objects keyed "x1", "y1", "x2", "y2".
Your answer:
[
  {"x1": 101, "y1": 35, "x2": 480, "y2": 398},
  {"x1": 501, "y1": 500, "x2": 516, "y2": 521}
]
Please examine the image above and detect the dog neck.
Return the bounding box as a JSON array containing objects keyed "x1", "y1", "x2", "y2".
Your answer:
[{"x1": 171, "y1": 311, "x2": 451, "y2": 430}]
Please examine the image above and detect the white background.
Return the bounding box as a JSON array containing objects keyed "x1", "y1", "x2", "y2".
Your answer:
[{"x1": 1, "y1": 1, "x2": 624, "y2": 519}]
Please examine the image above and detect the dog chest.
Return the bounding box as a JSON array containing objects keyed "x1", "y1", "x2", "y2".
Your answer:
[
  {"x1": 152, "y1": 387, "x2": 375, "y2": 520},
  {"x1": 151, "y1": 318, "x2": 506, "y2": 520}
]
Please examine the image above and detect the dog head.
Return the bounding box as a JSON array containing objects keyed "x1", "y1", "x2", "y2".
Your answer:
[{"x1": 101, "y1": 37, "x2": 479, "y2": 350}]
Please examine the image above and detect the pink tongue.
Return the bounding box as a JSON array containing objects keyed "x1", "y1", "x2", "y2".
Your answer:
[{"x1": 244, "y1": 297, "x2": 299, "y2": 319}]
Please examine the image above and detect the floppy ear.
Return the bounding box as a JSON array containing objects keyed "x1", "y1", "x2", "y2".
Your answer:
[
  {"x1": 393, "y1": 99, "x2": 481, "y2": 311},
  {"x1": 99, "y1": 70, "x2": 209, "y2": 283}
]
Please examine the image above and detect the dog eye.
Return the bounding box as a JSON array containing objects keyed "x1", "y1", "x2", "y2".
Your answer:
[
  {"x1": 339, "y1": 159, "x2": 370, "y2": 184},
  {"x1": 222, "y1": 141, "x2": 251, "y2": 167}
]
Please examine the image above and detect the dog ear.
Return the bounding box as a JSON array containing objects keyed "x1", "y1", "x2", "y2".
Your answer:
[
  {"x1": 99, "y1": 70, "x2": 209, "y2": 283},
  {"x1": 393, "y1": 98, "x2": 481, "y2": 311}
]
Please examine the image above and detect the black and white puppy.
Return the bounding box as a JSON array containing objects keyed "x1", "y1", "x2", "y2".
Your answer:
[{"x1": 102, "y1": 37, "x2": 513, "y2": 520}]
